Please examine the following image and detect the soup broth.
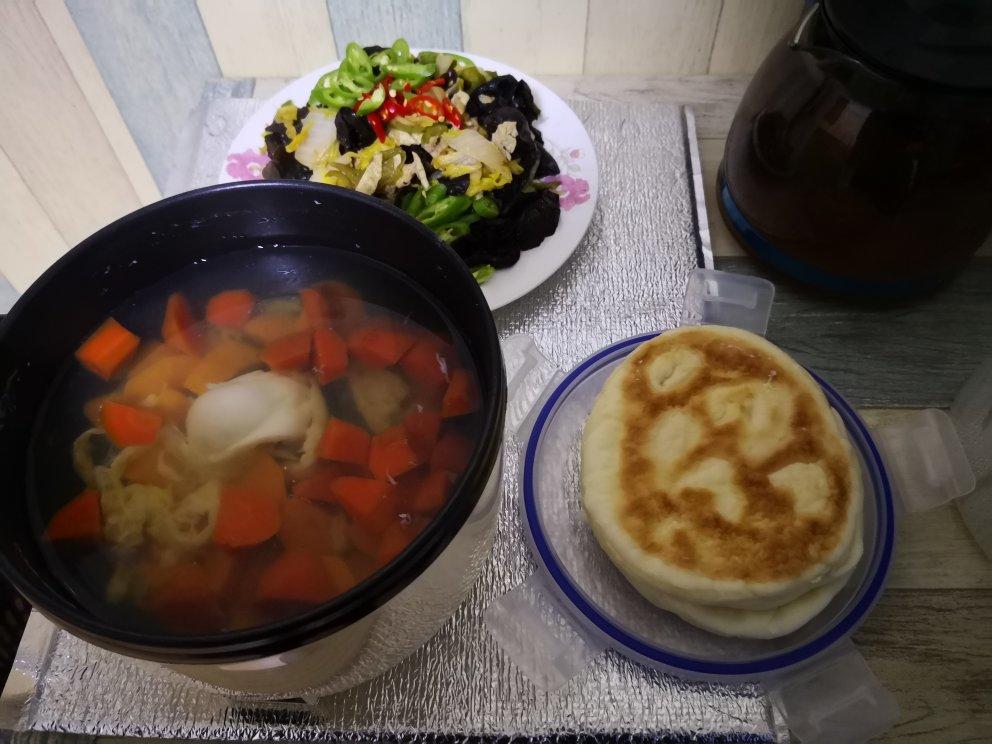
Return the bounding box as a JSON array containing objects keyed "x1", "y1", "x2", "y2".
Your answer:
[{"x1": 30, "y1": 246, "x2": 482, "y2": 636}]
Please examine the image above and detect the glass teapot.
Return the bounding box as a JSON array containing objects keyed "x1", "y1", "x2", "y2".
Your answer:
[{"x1": 719, "y1": 0, "x2": 992, "y2": 296}]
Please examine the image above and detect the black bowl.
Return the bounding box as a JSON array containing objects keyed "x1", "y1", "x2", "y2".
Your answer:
[{"x1": 0, "y1": 181, "x2": 506, "y2": 663}]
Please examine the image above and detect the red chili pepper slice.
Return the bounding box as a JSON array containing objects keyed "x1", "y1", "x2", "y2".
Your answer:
[
  {"x1": 416, "y1": 76, "x2": 448, "y2": 94},
  {"x1": 367, "y1": 111, "x2": 387, "y2": 142},
  {"x1": 441, "y1": 99, "x2": 463, "y2": 129},
  {"x1": 381, "y1": 98, "x2": 406, "y2": 122},
  {"x1": 406, "y1": 94, "x2": 442, "y2": 119}
]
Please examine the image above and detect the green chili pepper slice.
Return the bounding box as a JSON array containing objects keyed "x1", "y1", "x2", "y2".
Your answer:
[
  {"x1": 404, "y1": 189, "x2": 427, "y2": 217},
  {"x1": 471, "y1": 264, "x2": 495, "y2": 284},
  {"x1": 419, "y1": 195, "x2": 472, "y2": 227},
  {"x1": 437, "y1": 214, "x2": 480, "y2": 242},
  {"x1": 399, "y1": 190, "x2": 416, "y2": 212},
  {"x1": 390, "y1": 38, "x2": 411, "y2": 63},
  {"x1": 459, "y1": 66, "x2": 488, "y2": 92},
  {"x1": 356, "y1": 86, "x2": 386, "y2": 115},
  {"x1": 384, "y1": 61, "x2": 436, "y2": 82},
  {"x1": 472, "y1": 194, "x2": 499, "y2": 219},
  {"x1": 344, "y1": 43, "x2": 374, "y2": 79},
  {"x1": 424, "y1": 183, "x2": 447, "y2": 206}
]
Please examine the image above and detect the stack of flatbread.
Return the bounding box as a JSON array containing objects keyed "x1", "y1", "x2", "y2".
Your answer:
[{"x1": 582, "y1": 326, "x2": 864, "y2": 639}]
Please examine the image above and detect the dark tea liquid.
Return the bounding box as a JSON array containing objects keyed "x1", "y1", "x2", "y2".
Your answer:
[{"x1": 720, "y1": 8, "x2": 992, "y2": 289}]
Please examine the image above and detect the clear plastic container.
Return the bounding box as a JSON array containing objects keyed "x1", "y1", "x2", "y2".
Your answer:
[{"x1": 488, "y1": 269, "x2": 991, "y2": 744}]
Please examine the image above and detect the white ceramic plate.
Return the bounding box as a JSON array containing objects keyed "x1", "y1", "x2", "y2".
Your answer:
[{"x1": 220, "y1": 51, "x2": 598, "y2": 310}]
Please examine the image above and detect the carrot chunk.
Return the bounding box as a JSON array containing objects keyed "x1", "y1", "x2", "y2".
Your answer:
[
  {"x1": 400, "y1": 338, "x2": 450, "y2": 391},
  {"x1": 368, "y1": 426, "x2": 420, "y2": 481},
  {"x1": 258, "y1": 551, "x2": 335, "y2": 605},
  {"x1": 44, "y1": 489, "x2": 102, "y2": 542},
  {"x1": 347, "y1": 325, "x2": 415, "y2": 368},
  {"x1": 410, "y1": 470, "x2": 453, "y2": 512},
  {"x1": 441, "y1": 369, "x2": 480, "y2": 418},
  {"x1": 162, "y1": 293, "x2": 204, "y2": 356},
  {"x1": 243, "y1": 313, "x2": 302, "y2": 344},
  {"x1": 206, "y1": 289, "x2": 255, "y2": 329},
  {"x1": 312, "y1": 327, "x2": 349, "y2": 384},
  {"x1": 75, "y1": 318, "x2": 140, "y2": 380},
  {"x1": 183, "y1": 338, "x2": 259, "y2": 394},
  {"x1": 430, "y1": 431, "x2": 473, "y2": 473},
  {"x1": 403, "y1": 407, "x2": 441, "y2": 460},
  {"x1": 231, "y1": 451, "x2": 286, "y2": 503},
  {"x1": 317, "y1": 417, "x2": 371, "y2": 465},
  {"x1": 213, "y1": 486, "x2": 281, "y2": 548},
  {"x1": 329, "y1": 476, "x2": 397, "y2": 533},
  {"x1": 261, "y1": 331, "x2": 312, "y2": 371},
  {"x1": 291, "y1": 463, "x2": 342, "y2": 502},
  {"x1": 100, "y1": 401, "x2": 162, "y2": 446},
  {"x1": 299, "y1": 288, "x2": 331, "y2": 329}
]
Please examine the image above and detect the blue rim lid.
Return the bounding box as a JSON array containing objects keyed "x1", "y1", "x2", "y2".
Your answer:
[{"x1": 521, "y1": 333, "x2": 895, "y2": 677}]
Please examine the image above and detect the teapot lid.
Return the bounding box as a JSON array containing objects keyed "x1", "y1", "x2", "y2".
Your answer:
[{"x1": 824, "y1": 0, "x2": 992, "y2": 92}]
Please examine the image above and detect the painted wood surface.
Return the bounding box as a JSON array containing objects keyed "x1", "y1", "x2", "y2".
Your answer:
[
  {"x1": 584, "y1": 0, "x2": 723, "y2": 74},
  {"x1": 65, "y1": 0, "x2": 222, "y2": 190},
  {"x1": 0, "y1": 1, "x2": 141, "y2": 253},
  {"x1": 197, "y1": 0, "x2": 336, "y2": 78},
  {"x1": 715, "y1": 256, "x2": 992, "y2": 409},
  {"x1": 327, "y1": 0, "x2": 462, "y2": 52},
  {"x1": 0, "y1": 149, "x2": 69, "y2": 293},
  {"x1": 34, "y1": 0, "x2": 160, "y2": 206},
  {"x1": 854, "y1": 590, "x2": 992, "y2": 743},
  {"x1": 708, "y1": 0, "x2": 800, "y2": 74},
  {"x1": 462, "y1": 0, "x2": 588, "y2": 75}
]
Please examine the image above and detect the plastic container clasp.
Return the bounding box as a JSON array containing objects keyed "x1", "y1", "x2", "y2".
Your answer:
[
  {"x1": 681, "y1": 268, "x2": 775, "y2": 336},
  {"x1": 765, "y1": 640, "x2": 900, "y2": 744},
  {"x1": 490, "y1": 335, "x2": 602, "y2": 691},
  {"x1": 484, "y1": 572, "x2": 606, "y2": 692},
  {"x1": 873, "y1": 358, "x2": 992, "y2": 557}
]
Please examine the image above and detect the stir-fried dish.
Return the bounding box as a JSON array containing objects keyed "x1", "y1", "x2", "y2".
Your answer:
[
  {"x1": 262, "y1": 39, "x2": 562, "y2": 283},
  {"x1": 39, "y1": 274, "x2": 481, "y2": 635}
]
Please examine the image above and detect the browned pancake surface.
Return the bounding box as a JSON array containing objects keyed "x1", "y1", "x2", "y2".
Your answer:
[{"x1": 616, "y1": 328, "x2": 854, "y2": 583}]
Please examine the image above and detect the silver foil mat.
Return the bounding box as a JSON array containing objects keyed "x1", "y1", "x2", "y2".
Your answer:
[{"x1": 1, "y1": 97, "x2": 785, "y2": 742}]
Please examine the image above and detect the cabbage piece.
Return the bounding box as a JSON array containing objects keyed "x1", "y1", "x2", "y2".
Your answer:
[
  {"x1": 294, "y1": 108, "x2": 338, "y2": 170},
  {"x1": 443, "y1": 129, "x2": 507, "y2": 171},
  {"x1": 72, "y1": 427, "x2": 105, "y2": 487},
  {"x1": 355, "y1": 151, "x2": 383, "y2": 194},
  {"x1": 289, "y1": 382, "x2": 329, "y2": 476},
  {"x1": 147, "y1": 480, "x2": 220, "y2": 550},
  {"x1": 491, "y1": 121, "x2": 518, "y2": 160},
  {"x1": 185, "y1": 371, "x2": 313, "y2": 462},
  {"x1": 95, "y1": 461, "x2": 170, "y2": 549}
]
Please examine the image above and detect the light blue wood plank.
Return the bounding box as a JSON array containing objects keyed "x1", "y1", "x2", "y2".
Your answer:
[
  {"x1": 327, "y1": 0, "x2": 462, "y2": 52},
  {"x1": 66, "y1": 0, "x2": 222, "y2": 190}
]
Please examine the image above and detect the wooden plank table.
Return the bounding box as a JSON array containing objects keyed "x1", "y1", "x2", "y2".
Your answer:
[{"x1": 533, "y1": 74, "x2": 992, "y2": 743}]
